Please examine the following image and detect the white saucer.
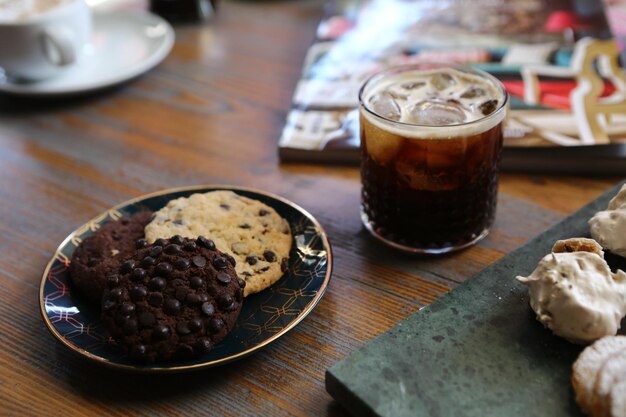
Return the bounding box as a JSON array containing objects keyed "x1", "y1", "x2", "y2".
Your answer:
[{"x1": 0, "y1": 11, "x2": 174, "y2": 96}]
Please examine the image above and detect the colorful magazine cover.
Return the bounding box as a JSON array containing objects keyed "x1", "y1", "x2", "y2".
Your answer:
[{"x1": 279, "y1": 0, "x2": 626, "y2": 173}]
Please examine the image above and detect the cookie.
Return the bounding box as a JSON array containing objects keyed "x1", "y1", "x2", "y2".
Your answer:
[
  {"x1": 101, "y1": 235, "x2": 245, "y2": 362},
  {"x1": 144, "y1": 191, "x2": 292, "y2": 296},
  {"x1": 70, "y1": 211, "x2": 153, "y2": 306}
]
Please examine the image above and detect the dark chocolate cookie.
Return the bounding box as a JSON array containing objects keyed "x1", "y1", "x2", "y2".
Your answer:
[
  {"x1": 70, "y1": 211, "x2": 153, "y2": 306},
  {"x1": 101, "y1": 235, "x2": 245, "y2": 362}
]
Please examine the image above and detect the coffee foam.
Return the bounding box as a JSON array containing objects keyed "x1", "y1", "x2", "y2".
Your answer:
[
  {"x1": 0, "y1": 0, "x2": 71, "y2": 21},
  {"x1": 361, "y1": 68, "x2": 506, "y2": 140}
]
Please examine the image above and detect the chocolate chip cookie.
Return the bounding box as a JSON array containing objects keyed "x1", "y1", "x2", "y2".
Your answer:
[
  {"x1": 101, "y1": 235, "x2": 245, "y2": 362},
  {"x1": 144, "y1": 191, "x2": 292, "y2": 296},
  {"x1": 70, "y1": 211, "x2": 153, "y2": 306}
]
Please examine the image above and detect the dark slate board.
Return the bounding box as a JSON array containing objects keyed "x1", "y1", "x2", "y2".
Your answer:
[{"x1": 326, "y1": 180, "x2": 626, "y2": 417}]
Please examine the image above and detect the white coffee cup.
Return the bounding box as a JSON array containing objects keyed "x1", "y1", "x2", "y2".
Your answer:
[{"x1": 0, "y1": 0, "x2": 91, "y2": 81}]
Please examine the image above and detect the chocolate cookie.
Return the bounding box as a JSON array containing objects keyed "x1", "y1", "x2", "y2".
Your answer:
[
  {"x1": 101, "y1": 235, "x2": 245, "y2": 362},
  {"x1": 144, "y1": 191, "x2": 292, "y2": 296},
  {"x1": 70, "y1": 211, "x2": 153, "y2": 306}
]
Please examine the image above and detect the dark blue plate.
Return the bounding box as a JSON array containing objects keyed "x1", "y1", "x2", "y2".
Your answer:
[{"x1": 39, "y1": 186, "x2": 332, "y2": 372}]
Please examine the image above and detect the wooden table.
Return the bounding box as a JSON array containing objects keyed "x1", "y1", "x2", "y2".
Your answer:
[{"x1": 0, "y1": 1, "x2": 621, "y2": 416}]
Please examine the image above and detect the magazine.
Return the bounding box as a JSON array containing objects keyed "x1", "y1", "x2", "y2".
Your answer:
[{"x1": 278, "y1": 0, "x2": 626, "y2": 174}]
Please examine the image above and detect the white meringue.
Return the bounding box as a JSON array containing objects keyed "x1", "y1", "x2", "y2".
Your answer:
[{"x1": 517, "y1": 251, "x2": 626, "y2": 344}]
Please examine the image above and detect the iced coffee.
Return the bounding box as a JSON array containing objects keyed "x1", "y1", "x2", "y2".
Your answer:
[{"x1": 359, "y1": 64, "x2": 507, "y2": 254}]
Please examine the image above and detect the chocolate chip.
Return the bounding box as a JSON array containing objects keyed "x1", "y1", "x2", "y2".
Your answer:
[
  {"x1": 103, "y1": 299, "x2": 116, "y2": 311},
  {"x1": 149, "y1": 246, "x2": 163, "y2": 258},
  {"x1": 263, "y1": 250, "x2": 277, "y2": 262},
  {"x1": 189, "y1": 318, "x2": 203, "y2": 333},
  {"x1": 171, "y1": 235, "x2": 185, "y2": 245},
  {"x1": 259, "y1": 209, "x2": 269, "y2": 216},
  {"x1": 186, "y1": 293, "x2": 201, "y2": 306},
  {"x1": 148, "y1": 292, "x2": 164, "y2": 307},
  {"x1": 176, "y1": 321, "x2": 191, "y2": 335},
  {"x1": 131, "y1": 286, "x2": 148, "y2": 301},
  {"x1": 213, "y1": 257, "x2": 228, "y2": 269},
  {"x1": 197, "y1": 236, "x2": 216, "y2": 250},
  {"x1": 176, "y1": 344, "x2": 194, "y2": 357},
  {"x1": 199, "y1": 293, "x2": 209, "y2": 303},
  {"x1": 220, "y1": 204, "x2": 230, "y2": 210},
  {"x1": 164, "y1": 244, "x2": 182, "y2": 255},
  {"x1": 131, "y1": 268, "x2": 147, "y2": 282},
  {"x1": 141, "y1": 256, "x2": 156, "y2": 267},
  {"x1": 183, "y1": 241, "x2": 197, "y2": 251},
  {"x1": 107, "y1": 275, "x2": 120, "y2": 288},
  {"x1": 239, "y1": 223, "x2": 251, "y2": 229},
  {"x1": 123, "y1": 318, "x2": 138, "y2": 335},
  {"x1": 201, "y1": 302, "x2": 215, "y2": 317},
  {"x1": 174, "y1": 258, "x2": 191, "y2": 271},
  {"x1": 120, "y1": 302, "x2": 135, "y2": 315},
  {"x1": 259, "y1": 266, "x2": 270, "y2": 272},
  {"x1": 135, "y1": 238, "x2": 148, "y2": 249},
  {"x1": 131, "y1": 344, "x2": 146, "y2": 359},
  {"x1": 114, "y1": 313, "x2": 126, "y2": 325},
  {"x1": 149, "y1": 277, "x2": 167, "y2": 291},
  {"x1": 216, "y1": 272, "x2": 231, "y2": 285},
  {"x1": 109, "y1": 287, "x2": 123, "y2": 300},
  {"x1": 237, "y1": 278, "x2": 246, "y2": 288},
  {"x1": 281, "y1": 258, "x2": 288, "y2": 272},
  {"x1": 245, "y1": 256, "x2": 257, "y2": 265},
  {"x1": 208, "y1": 318, "x2": 224, "y2": 333},
  {"x1": 175, "y1": 288, "x2": 189, "y2": 301},
  {"x1": 236, "y1": 288, "x2": 243, "y2": 302},
  {"x1": 120, "y1": 260, "x2": 135, "y2": 274},
  {"x1": 217, "y1": 294, "x2": 234, "y2": 310},
  {"x1": 225, "y1": 253, "x2": 236, "y2": 267},
  {"x1": 138, "y1": 311, "x2": 156, "y2": 328},
  {"x1": 155, "y1": 262, "x2": 173, "y2": 276},
  {"x1": 242, "y1": 271, "x2": 252, "y2": 277},
  {"x1": 192, "y1": 256, "x2": 206, "y2": 268},
  {"x1": 173, "y1": 219, "x2": 184, "y2": 226},
  {"x1": 196, "y1": 338, "x2": 212, "y2": 354},
  {"x1": 152, "y1": 325, "x2": 170, "y2": 341},
  {"x1": 189, "y1": 276, "x2": 203, "y2": 289},
  {"x1": 153, "y1": 238, "x2": 168, "y2": 247},
  {"x1": 164, "y1": 299, "x2": 181, "y2": 315}
]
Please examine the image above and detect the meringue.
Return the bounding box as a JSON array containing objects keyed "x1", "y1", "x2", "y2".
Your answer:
[{"x1": 517, "y1": 250, "x2": 626, "y2": 344}]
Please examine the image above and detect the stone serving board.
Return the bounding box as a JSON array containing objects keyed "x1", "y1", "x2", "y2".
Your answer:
[{"x1": 326, "y1": 180, "x2": 626, "y2": 417}]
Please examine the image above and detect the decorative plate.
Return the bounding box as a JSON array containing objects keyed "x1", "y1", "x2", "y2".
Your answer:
[{"x1": 39, "y1": 186, "x2": 332, "y2": 372}]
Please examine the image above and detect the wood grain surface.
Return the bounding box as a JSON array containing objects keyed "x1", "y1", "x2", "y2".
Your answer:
[{"x1": 0, "y1": 1, "x2": 622, "y2": 416}]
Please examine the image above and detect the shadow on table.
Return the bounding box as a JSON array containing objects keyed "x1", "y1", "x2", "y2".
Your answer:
[{"x1": 60, "y1": 350, "x2": 252, "y2": 404}]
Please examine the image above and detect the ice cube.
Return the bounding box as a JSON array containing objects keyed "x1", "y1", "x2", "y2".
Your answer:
[
  {"x1": 389, "y1": 91, "x2": 409, "y2": 100},
  {"x1": 401, "y1": 81, "x2": 426, "y2": 90},
  {"x1": 460, "y1": 86, "x2": 486, "y2": 99},
  {"x1": 478, "y1": 99, "x2": 498, "y2": 116},
  {"x1": 431, "y1": 73, "x2": 456, "y2": 90},
  {"x1": 395, "y1": 162, "x2": 460, "y2": 191},
  {"x1": 362, "y1": 120, "x2": 404, "y2": 165},
  {"x1": 369, "y1": 92, "x2": 401, "y2": 121},
  {"x1": 407, "y1": 100, "x2": 466, "y2": 126}
]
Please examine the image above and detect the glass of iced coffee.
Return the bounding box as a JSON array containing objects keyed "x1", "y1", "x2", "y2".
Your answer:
[{"x1": 359, "y1": 63, "x2": 508, "y2": 254}]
